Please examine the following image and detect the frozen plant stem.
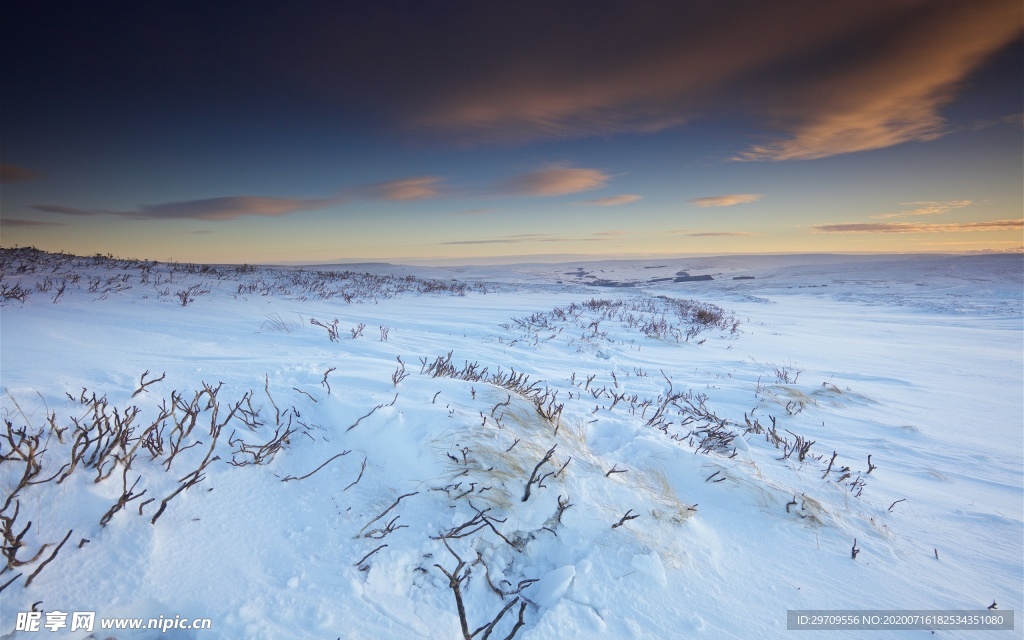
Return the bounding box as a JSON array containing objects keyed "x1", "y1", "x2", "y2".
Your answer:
[
  {"x1": 521, "y1": 445, "x2": 557, "y2": 502},
  {"x1": 612, "y1": 509, "x2": 639, "y2": 529}
]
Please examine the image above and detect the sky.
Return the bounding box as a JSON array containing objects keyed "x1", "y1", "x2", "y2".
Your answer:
[{"x1": 1, "y1": 0, "x2": 1022, "y2": 265}]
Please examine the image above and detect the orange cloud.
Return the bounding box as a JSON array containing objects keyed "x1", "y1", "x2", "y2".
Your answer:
[
  {"x1": 497, "y1": 166, "x2": 609, "y2": 196},
  {"x1": 812, "y1": 219, "x2": 1023, "y2": 233},
  {"x1": 0, "y1": 164, "x2": 41, "y2": 183},
  {"x1": 395, "y1": 2, "x2": 1018, "y2": 159},
  {"x1": 366, "y1": 176, "x2": 445, "y2": 201},
  {"x1": 139, "y1": 196, "x2": 340, "y2": 220},
  {"x1": 871, "y1": 200, "x2": 973, "y2": 219},
  {"x1": 581, "y1": 194, "x2": 642, "y2": 206},
  {"x1": 735, "y1": 1, "x2": 1021, "y2": 160},
  {"x1": 689, "y1": 194, "x2": 763, "y2": 207},
  {"x1": 687, "y1": 232, "x2": 757, "y2": 237}
]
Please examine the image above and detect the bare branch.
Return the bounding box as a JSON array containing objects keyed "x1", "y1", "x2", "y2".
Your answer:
[
  {"x1": 281, "y1": 450, "x2": 350, "y2": 483},
  {"x1": 357, "y1": 492, "x2": 418, "y2": 537},
  {"x1": 612, "y1": 509, "x2": 639, "y2": 529}
]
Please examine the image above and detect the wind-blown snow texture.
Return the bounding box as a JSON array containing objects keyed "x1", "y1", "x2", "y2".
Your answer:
[{"x1": 1, "y1": 249, "x2": 1021, "y2": 639}]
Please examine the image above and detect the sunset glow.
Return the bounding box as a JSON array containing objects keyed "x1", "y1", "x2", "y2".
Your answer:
[{"x1": 1, "y1": 1, "x2": 1020, "y2": 263}]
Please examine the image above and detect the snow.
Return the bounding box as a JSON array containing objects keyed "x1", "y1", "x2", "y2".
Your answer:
[{"x1": 1, "y1": 248, "x2": 1021, "y2": 639}]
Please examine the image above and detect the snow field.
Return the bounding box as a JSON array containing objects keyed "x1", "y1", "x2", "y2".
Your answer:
[{"x1": 1, "y1": 249, "x2": 1021, "y2": 639}]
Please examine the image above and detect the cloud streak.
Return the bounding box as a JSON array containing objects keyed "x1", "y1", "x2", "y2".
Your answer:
[
  {"x1": 376, "y1": 1, "x2": 1020, "y2": 159},
  {"x1": 812, "y1": 219, "x2": 1023, "y2": 233},
  {"x1": 0, "y1": 164, "x2": 42, "y2": 184},
  {"x1": 0, "y1": 218, "x2": 65, "y2": 228},
  {"x1": 7, "y1": 3, "x2": 1017, "y2": 161},
  {"x1": 687, "y1": 232, "x2": 757, "y2": 237},
  {"x1": 871, "y1": 200, "x2": 973, "y2": 219},
  {"x1": 495, "y1": 166, "x2": 609, "y2": 196},
  {"x1": 361, "y1": 177, "x2": 446, "y2": 201},
  {"x1": 441, "y1": 234, "x2": 563, "y2": 245},
  {"x1": 580, "y1": 194, "x2": 642, "y2": 207},
  {"x1": 30, "y1": 174, "x2": 452, "y2": 224},
  {"x1": 32, "y1": 204, "x2": 105, "y2": 216},
  {"x1": 440, "y1": 231, "x2": 627, "y2": 245},
  {"x1": 32, "y1": 196, "x2": 342, "y2": 221},
  {"x1": 689, "y1": 194, "x2": 763, "y2": 207},
  {"x1": 733, "y1": 2, "x2": 1021, "y2": 160}
]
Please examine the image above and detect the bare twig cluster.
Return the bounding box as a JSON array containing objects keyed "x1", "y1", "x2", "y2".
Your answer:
[
  {"x1": 502, "y1": 296, "x2": 739, "y2": 349},
  {"x1": 310, "y1": 317, "x2": 340, "y2": 342},
  {"x1": 0, "y1": 246, "x2": 489, "y2": 307},
  {"x1": 743, "y1": 413, "x2": 869, "y2": 497},
  {"x1": 350, "y1": 322, "x2": 367, "y2": 339},
  {"x1": 432, "y1": 538, "x2": 528, "y2": 640},
  {"x1": 420, "y1": 352, "x2": 564, "y2": 428},
  {"x1": 176, "y1": 282, "x2": 210, "y2": 306},
  {"x1": 0, "y1": 371, "x2": 317, "y2": 592},
  {"x1": 392, "y1": 357, "x2": 410, "y2": 386},
  {"x1": 1, "y1": 421, "x2": 74, "y2": 590}
]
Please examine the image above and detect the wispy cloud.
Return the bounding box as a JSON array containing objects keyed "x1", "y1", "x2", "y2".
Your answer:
[
  {"x1": 734, "y1": 3, "x2": 1020, "y2": 161},
  {"x1": 362, "y1": 176, "x2": 445, "y2": 201},
  {"x1": 32, "y1": 204, "x2": 105, "y2": 216},
  {"x1": 440, "y1": 230, "x2": 628, "y2": 245},
  {"x1": 580, "y1": 194, "x2": 642, "y2": 207},
  {"x1": 11, "y1": 4, "x2": 1015, "y2": 162},
  {"x1": 687, "y1": 231, "x2": 756, "y2": 237},
  {"x1": 31, "y1": 176, "x2": 445, "y2": 224},
  {"x1": 0, "y1": 218, "x2": 65, "y2": 228},
  {"x1": 0, "y1": 164, "x2": 42, "y2": 184},
  {"x1": 136, "y1": 196, "x2": 340, "y2": 220},
  {"x1": 496, "y1": 166, "x2": 609, "y2": 196},
  {"x1": 32, "y1": 196, "x2": 342, "y2": 221},
  {"x1": 389, "y1": 3, "x2": 1019, "y2": 159},
  {"x1": 970, "y1": 112, "x2": 1024, "y2": 131},
  {"x1": 688, "y1": 194, "x2": 763, "y2": 207},
  {"x1": 812, "y1": 219, "x2": 1023, "y2": 233},
  {"x1": 441, "y1": 233, "x2": 564, "y2": 245},
  {"x1": 871, "y1": 200, "x2": 973, "y2": 219}
]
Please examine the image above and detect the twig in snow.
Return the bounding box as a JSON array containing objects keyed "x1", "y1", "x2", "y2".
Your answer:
[
  {"x1": 346, "y1": 394, "x2": 398, "y2": 432},
  {"x1": 24, "y1": 529, "x2": 72, "y2": 587},
  {"x1": 344, "y1": 457, "x2": 367, "y2": 491},
  {"x1": 354, "y1": 544, "x2": 388, "y2": 567},
  {"x1": 321, "y1": 367, "x2": 336, "y2": 395},
  {"x1": 131, "y1": 370, "x2": 165, "y2": 398},
  {"x1": 281, "y1": 450, "x2": 350, "y2": 482},
  {"x1": 357, "y1": 492, "x2": 418, "y2": 537},
  {"x1": 521, "y1": 445, "x2": 556, "y2": 502},
  {"x1": 821, "y1": 451, "x2": 838, "y2": 478},
  {"x1": 612, "y1": 509, "x2": 639, "y2": 529}
]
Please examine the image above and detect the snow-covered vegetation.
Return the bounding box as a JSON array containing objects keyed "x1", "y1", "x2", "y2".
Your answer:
[{"x1": 1, "y1": 247, "x2": 1021, "y2": 638}]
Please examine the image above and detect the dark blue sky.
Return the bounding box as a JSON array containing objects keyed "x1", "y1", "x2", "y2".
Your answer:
[{"x1": 2, "y1": 1, "x2": 1021, "y2": 263}]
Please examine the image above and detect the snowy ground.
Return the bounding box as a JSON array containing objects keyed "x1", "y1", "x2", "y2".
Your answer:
[{"x1": 1, "y1": 248, "x2": 1021, "y2": 639}]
